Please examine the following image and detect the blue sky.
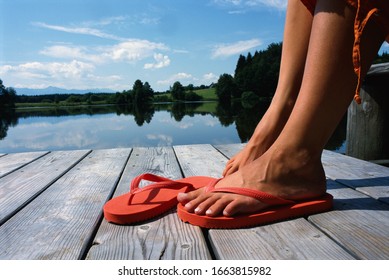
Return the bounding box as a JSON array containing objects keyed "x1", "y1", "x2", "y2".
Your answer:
[{"x1": 0, "y1": 0, "x2": 387, "y2": 92}]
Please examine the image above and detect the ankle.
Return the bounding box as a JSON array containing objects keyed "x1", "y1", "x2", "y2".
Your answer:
[{"x1": 270, "y1": 146, "x2": 326, "y2": 189}]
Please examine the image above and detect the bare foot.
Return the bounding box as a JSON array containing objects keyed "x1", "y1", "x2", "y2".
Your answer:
[
  {"x1": 223, "y1": 97, "x2": 295, "y2": 177},
  {"x1": 178, "y1": 147, "x2": 326, "y2": 217}
]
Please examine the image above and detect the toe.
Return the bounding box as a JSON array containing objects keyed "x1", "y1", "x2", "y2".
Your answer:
[
  {"x1": 177, "y1": 188, "x2": 204, "y2": 204},
  {"x1": 194, "y1": 195, "x2": 219, "y2": 215},
  {"x1": 223, "y1": 196, "x2": 268, "y2": 216},
  {"x1": 205, "y1": 195, "x2": 235, "y2": 217}
]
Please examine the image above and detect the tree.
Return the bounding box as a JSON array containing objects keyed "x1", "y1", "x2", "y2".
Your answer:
[
  {"x1": 186, "y1": 84, "x2": 194, "y2": 92},
  {"x1": 0, "y1": 79, "x2": 17, "y2": 108},
  {"x1": 241, "y1": 91, "x2": 259, "y2": 108},
  {"x1": 142, "y1": 81, "x2": 154, "y2": 103},
  {"x1": 132, "y1": 79, "x2": 144, "y2": 104},
  {"x1": 0, "y1": 79, "x2": 5, "y2": 93},
  {"x1": 215, "y1": 74, "x2": 237, "y2": 104},
  {"x1": 65, "y1": 95, "x2": 82, "y2": 103},
  {"x1": 233, "y1": 42, "x2": 282, "y2": 98},
  {"x1": 374, "y1": 51, "x2": 389, "y2": 64},
  {"x1": 131, "y1": 80, "x2": 154, "y2": 105},
  {"x1": 171, "y1": 81, "x2": 185, "y2": 101}
]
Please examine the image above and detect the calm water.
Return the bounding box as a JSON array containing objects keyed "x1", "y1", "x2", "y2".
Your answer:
[{"x1": 0, "y1": 101, "x2": 346, "y2": 154}]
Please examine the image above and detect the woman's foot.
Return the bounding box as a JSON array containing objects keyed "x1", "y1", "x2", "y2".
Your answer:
[
  {"x1": 179, "y1": 145, "x2": 326, "y2": 217},
  {"x1": 223, "y1": 94, "x2": 296, "y2": 177}
]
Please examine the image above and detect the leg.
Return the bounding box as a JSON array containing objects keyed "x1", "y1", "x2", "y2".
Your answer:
[
  {"x1": 179, "y1": 0, "x2": 385, "y2": 217},
  {"x1": 223, "y1": 0, "x2": 313, "y2": 176}
]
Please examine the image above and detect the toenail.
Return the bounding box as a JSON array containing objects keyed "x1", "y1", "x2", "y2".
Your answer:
[
  {"x1": 195, "y1": 207, "x2": 202, "y2": 214},
  {"x1": 185, "y1": 202, "x2": 192, "y2": 209},
  {"x1": 206, "y1": 209, "x2": 213, "y2": 215}
]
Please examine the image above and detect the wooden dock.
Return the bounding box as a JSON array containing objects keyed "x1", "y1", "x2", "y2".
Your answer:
[{"x1": 0, "y1": 144, "x2": 388, "y2": 260}]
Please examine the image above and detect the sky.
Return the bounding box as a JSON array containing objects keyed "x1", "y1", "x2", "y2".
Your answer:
[{"x1": 0, "y1": 0, "x2": 388, "y2": 93}]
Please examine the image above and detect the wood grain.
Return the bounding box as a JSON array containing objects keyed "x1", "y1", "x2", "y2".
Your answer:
[
  {"x1": 0, "y1": 150, "x2": 90, "y2": 224},
  {"x1": 322, "y1": 150, "x2": 389, "y2": 205},
  {"x1": 0, "y1": 145, "x2": 388, "y2": 260},
  {"x1": 0, "y1": 149, "x2": 130, "y2": 259},
  {"x1": 310, "y1": 179, "x2": 389, "y2": 259},
  {"x1": 209, "y1": 218, "x2": 354, "y2": 259},
  {"x1": 174, "y1": 144, "x2": 228, "y2": 177},
  {"x1": 0, "y1": 151, "x2": 49, "y2": 178},
  {"x1": 87, "y1": 147, "x2": 211, "y2": 260}
]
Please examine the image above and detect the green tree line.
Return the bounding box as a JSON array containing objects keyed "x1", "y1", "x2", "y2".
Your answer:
[
  {"x1": 215, "y1": 42, "x2": 282, "y2": 104},
  {"x1": 215, "y1": 43, "x2": 389, "y2": 105},
  {"x1": 4, "y1": 79, "x2": 207, "y2": 107}
]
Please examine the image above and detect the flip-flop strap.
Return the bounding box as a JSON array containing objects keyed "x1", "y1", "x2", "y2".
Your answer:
[
  {"x1": 128, "y1": 173, "x2": 193, "y2": 204},
  {"x1": 205, "y1": 178, "x2": 294, "y2": 206},
  {"x1": 130, "y1": 173, "x2": 176, "y2": 191}
]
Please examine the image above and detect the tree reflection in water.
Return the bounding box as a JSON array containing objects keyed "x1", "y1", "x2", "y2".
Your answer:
[{"x1": 0, "y1": 101, "x2": 346, "y2": 152}]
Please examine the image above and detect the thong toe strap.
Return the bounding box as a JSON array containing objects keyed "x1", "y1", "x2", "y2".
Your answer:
[
  {"x1": 128, "y1": 173, "x2": 194, "y2": 205},
  {"x1": 205, "y1": 178, "x2": 295, "y2": 206}
]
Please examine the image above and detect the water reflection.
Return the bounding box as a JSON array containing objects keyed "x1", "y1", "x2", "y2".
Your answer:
[{"x1": 0, "y1": 101, "x2": 346, "y2": 153}]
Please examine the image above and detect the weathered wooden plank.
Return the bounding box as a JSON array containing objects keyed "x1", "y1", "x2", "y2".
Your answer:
[
  {"x1": 90, "y1": 209, "x2": 211, "y2": 260},
  {"x1": 309, "y1": 179, "x2": 389, "y2": 259},
  {"x1": 214, "y1": 143, "x2": 245, "y2": 159},
  {"x1": 173, "y1": 144, "x2": 228, "y2": 178},
  {"x1": 209, "y1": 218, "x2": 354, "y2": 260},
  {"x1": 322, "y1": 150, "x2": 389, "y2": 204},
  {"x1": 210, "y1": 147, "x2": 389, "y2": 259},
  {"x1": 0, "y1": 148, "x2": 131, "y2": 260},
  {"x1": 0, "y1": 150, "x2": 90, "y2": 225},
  {"x1": 87, "y1": 147, "x2": 211, "y2": 260},
  {"x1": 367, "y1": 62, "x2": 389, "y2": 76},
  {"x1": 176, "y1": 145, "x2": 355, "y2": 259},
  {"x1": 0, "y1": 151, "x2": 49, "y2": 178}
]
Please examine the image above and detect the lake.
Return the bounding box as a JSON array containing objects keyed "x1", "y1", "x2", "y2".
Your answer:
[{"x1": 0, "y1": 101, "x2": 346, "y2": 154}]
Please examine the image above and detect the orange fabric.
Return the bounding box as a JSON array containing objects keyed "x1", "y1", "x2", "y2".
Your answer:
[{"x1": 300, "y1": 0, "x2": 389, "y2": 104}]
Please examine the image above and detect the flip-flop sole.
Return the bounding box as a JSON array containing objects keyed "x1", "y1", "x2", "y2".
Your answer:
[
  {"x1": 177, "y1": 193, "x2": 333, "y2": 229},
  {"x1": 104, "y1": 176, "x2": 213, "y2": 224}
]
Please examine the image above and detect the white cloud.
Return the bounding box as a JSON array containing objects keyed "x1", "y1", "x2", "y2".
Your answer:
[
  {"x1": 212, "y1": 0, "x2": 242, "y2": 6},
  {"x1": 12, "y1": 60, "x2": 95, "y2": 78},
  {"x1": 40, "y1": 45, "x2": 105, "y2": 64},
  {"x1": 3, "y1": 37, "x2": 171, "y2": 90},
  {"x1": 246, "y1": 0, "x2": 287, "y2": 9},
  {"x1": 39, "y1": 39, "x2": 170, "y2": 65},
  {"x1": 33, "y1": 22, "x2": 124, "y2": 41},
  {"x1": 203, "y1": 72, "x2": 218, "y2": 82},
  {"x1": 212, "y1": 39, "x2": 262, "y2": 58},
  {"x1": 82, "y1": 16, "x2": 128, "y2": 27},
  {"x1": 156, "y1": 72, "x2": 217, "y2": 87},
  {"x1": 139, "y1": 16, "x2": 160, "y2": 25},
  {"x1": 213, "y1": 0, "x2": 286, "y2": 9},
  {"x1": 0, "y1": 60, "x2": 126, "y2": 89},
  {"x1": 228, "y1": 10, "x2": 246, "y2": 14},
  {"x1": 146, "y1": 134, "x2": 173, "y2": 146},
  {"x1": 157, "y1": 72, "x2": 193, "y2": 86},
  {"x1": 107, "y1": 40, "x2": 169, "y2": 63},
  {"x1": 144, "y1": 53, "x2": 171, "y2": 69}
]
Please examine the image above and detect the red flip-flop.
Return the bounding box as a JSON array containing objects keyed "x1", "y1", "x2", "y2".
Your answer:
[
  {"x1": 104, "y1": 173, "x2": 213, "y2": 224},
  {"x1": 177, "y1": 178, "x2": 333, "y2": 229}
]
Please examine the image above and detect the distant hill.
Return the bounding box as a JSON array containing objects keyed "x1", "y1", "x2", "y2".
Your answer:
[{"x1": 15, "y1": 86, "x2": 116, "y2": 96}]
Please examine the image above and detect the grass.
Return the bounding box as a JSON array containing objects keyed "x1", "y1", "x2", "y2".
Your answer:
[
  {"x1": 194, "y1": 87, "x2": 217, "y2": 101},
  {"x1": 14, "y1": 88, "x2": 218, "y2": 108},
  {"x1": 193, "y1": 102, "x2": 218, "y2": 113}
]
